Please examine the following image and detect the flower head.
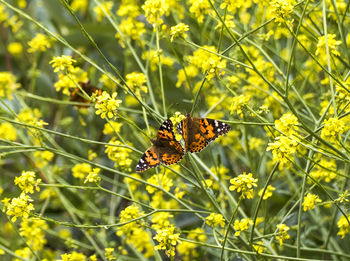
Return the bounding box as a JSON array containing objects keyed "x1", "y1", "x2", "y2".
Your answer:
[
  {"x1": 104, "y1": 248, "x2": 116, "y2": 261},
  {"x1": 153, "y1": 225, "x2": 181, "y2": 257},
  {"x1": 14, "y1": 171, "x2": 41, "y2": 194},
  {"x1": 19, "y1": 218, "x2": 48, "y2": 251},
  {"x1": 337, "y1": 214, "x2": 350, "y2": 238},
  {"x1": 316, "y1": 34, "x2": 342, "y2": 65},
  {"x1": 321, "y1": 117, "x2": 346, "y2": 143},
  {"x1": 95, "y1": 91, "x2": 122, "y2": 119},
  {"x1": 267, "y1": 135, "x2": 298, "y2": 169},
  {"x1": 231, "y1": 95, "x2": 250, "y2": 117},
  {"x1": 84, "y1": 168, "x2": 101, "y2": 184},
  {"x1": 72, "y1": 163, "x2": 92, "y2": 180},
  {"x1": 5, "y1": 193, "x2": 34, "y2": 222},
  {"x1": 170, "y1": 23, "x2": 189, "y2": 42},
  {"x1": 142, "y1": 0, "x2": 169, "y2": 26},
  {"x1": 50, "y1": 55, "x2": 76, "y2": 73},
  {"x1": 206, "y1": 213, "x2": 225, "y2": 228},
  {"x1": 276, "y1": 223, "x2": 290, "y2": 246},
  {"x1": 258, "y1": 185, "x2": 276, "y2": 200},
  {"x1": 229, "y1": 172, "x2": 258, "y2": 199},
  {"x1": 275, "y1": 113, "x2": 299, "y2": 137},
  {"x1": 105, "y1": 139, "x2": 132, "y2": 171},
  {"x1": 303, "y1": 193, "x2": 322, "y2": 211},
  {"x1": 0, "y1": 71, "x2": 20, "y2": 99},
  {"x1": 27, "y1": 33, "x2": 52, "y2": 53},
  {"x1": 233, "y1": 218, "x2": 252, "y2": 236}
]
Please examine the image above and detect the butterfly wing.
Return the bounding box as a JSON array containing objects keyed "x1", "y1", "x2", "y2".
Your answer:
[
  {"x1": 187, "y1": 117, "x2": 230, "y2": 153},
  {"x1": 159, "y1": 140, "x2": 184, "y2": 165},
  {"x1": 135, "y1": 146, "x2": 160, "y2": 172}
]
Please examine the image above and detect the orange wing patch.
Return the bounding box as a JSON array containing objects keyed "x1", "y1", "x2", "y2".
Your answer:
[
  {"x1": 161, "y1": 152, "x2": 183, "y2": 165},
  {"x1": 188, "y1": 133, "x2": 207, "y2": 153},
  {"x1": 136, "y1": 147, "x2": 160, "y2": 172}
]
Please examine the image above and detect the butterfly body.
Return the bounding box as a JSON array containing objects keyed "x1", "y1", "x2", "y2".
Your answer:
[
  {"x1": 177, "y1": 113, "x2": 231, "y2": 153},
  {"x1": 136, "y1": 119, "x2": 184, "y2": 172}
]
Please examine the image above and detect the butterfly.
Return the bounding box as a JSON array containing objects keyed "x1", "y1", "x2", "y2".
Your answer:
[
  {"x1": 136, "y1": 119, "x2": 184, "y2": 172},
  {"x1": 177, "y1": 113, "x2": 231, "y2": 153},
  {"x1": 70, "y1": 81, "x2": 101, "y2": 107}
]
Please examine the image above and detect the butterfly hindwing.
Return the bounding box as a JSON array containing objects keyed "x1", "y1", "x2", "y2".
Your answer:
[
  {"x1": 135, "y1": 146, "x2": 160, "y2": 172},
  {"x1": 136, "y1": 119, "x2": 184, "y2": 172}
]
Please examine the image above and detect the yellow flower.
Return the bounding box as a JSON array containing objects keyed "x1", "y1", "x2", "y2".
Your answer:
[
  {"x1": 72, "y1": 163, "x2": 92, "y2": 180},
  {"x1": 116, "y1": 17, "x2": 146, "y2": 46},
  {"x1": 99, "y1": 74, "x2": 118, "y2": 90},
  {"x1": 276, "y1": 223, "x2": 290, "y2": 246},
  {"x1": 337, "y1": 214, "x2": 350, "y2": 238},
  {"x1": 187, "y1": 46, "x2": 226, "y2": 80},
  {"x1": 275, "y1": 113, "x2": 299, "y2": 137},
  {"x1": 27, "y1": 33, "x2": 52, "y2": 53},
  {"x1": 14, "y1": 171, "x2": 41, "y2": 194},
  {"x1": 142, "y1": 0, "x2": 169, "y2": 26},
  {"x1": 8, "y1": 42, "x2": 23, "y2": 57},
  {"x1": 103, "y1": 121, "x2": 123, "y2": 136},
  {"x1": 270, "y1": 0, "x2": 296, "y2": 25},
  {"x1": 34, "y1": 150, "x2": 54, "y2": 168},
  {"x1": 146, "y1": 172, "x2": 173, "y2": 194},
  {"x1": 0, "y1": 71, "x2": 20, "y2": 99},
  {"x1": 170, "y1": 23, "x2": 189, "y2": 42},
  {"x1": 206, "y1": 213, "x2": 225, "y2": 227},
  {"x1": 50, "y1": 55, "x2": 76, "y2": 73},
  {"x1": 5, "y1": 193, "x2": 35, "y2": 222},
  {"x1": 93, "y1": 1, "x2": 113, "y2": 22},
  {"x1": 189, "y1": 0, "x2": 211, "y2": 23},
  {"x1": 303, "y1": 193, "x2": 322, "y2": 211},
  {"x1": 0, "y1": 122, "x2": 17, "y2": 141},
  {"x1": 54, "y1": 67, "x2": 88, "y2": 95},
  {"x1": 60, "y1": 251, "x2": 87, "y2": 261},
  {"x1": 230, "y1": 95, "x2": 250, "y2": 117},
  {"x1": 258, "y1": 185, "x2": 276, "y2": 200},
  {"x1": 316, "y1": 34, "x2": 342, "y2": 65},
  {"x1": 105, "y1": 138, "x2": 132, "y2": 171},
  {"x1": 84, "y1": 168, "x2": 101, "y2": 184},
  {"x1": 71, "y1": 0, "x2": 88, "y2": 13},
  {"x1": 152, "y1": 212, "x2": 174, "y2": 230},
  {"x1": 125, "y1": 72, "x2": 148, "y2": 96},
  {"x1": 95, "y1": 91, "x2": 122, "y2": 119},
  {"x1": 233, "y1": 218, "x2": 251, "y2": 236},
  {"x1": 141, "y1": 50, "x2": 175, "y2": 71},
  {"x1": 337, "y1": 190, "x2": 349, "y2": 204},
  {"x1": 19, "y1": 218, "x2": 48, "y2": 251},
  {"x1": 267, "y1": 135, "x2": 298, "y2": 169},
  {"x1": 253, "y1": 241, "x2": 264, "y2": 253},
  {"x1": 104, "y1": 248, "x2": 116, "y2": 261},
  {"x1": 229, "y1": 172, "x2": 258, "y2": 199},
  {"x1": 153, "y1": 225, "x2": 181, "y2": 257},
  {"x1": 321, "y1": 117, "x2": 346, "y2": 143}
]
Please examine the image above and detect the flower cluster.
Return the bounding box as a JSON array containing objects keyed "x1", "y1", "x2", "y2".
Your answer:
[
  {"x1": 231, "y1": 95, "x2": 250, "y2": 117},
  {"x1": 3, "y1": 193, "x2": 34, "y2": 222},
  {"x1": 267, "y1": 135, "x2": 298, "y2": 169},
  {"x1": 14, "y1": 171, "x2": 41, "y2": 194},
  {"x1": 27, "y1": 33, "x2": 53, "y2": 53},
  {"x1": 105, "y1": 139, "x2": 132, "y2": 171},
  {"x1": 337, "y1": 215, "x2": 350, "y2": 238},
  {"x1": 276, "y1": 223, "x2": 290, "y2": 246},
  {"x1": 258, "y1": 185, "x2": 276, "y2": 200},
  {"x1": 206, "y1": 213, "x2": 225, "y2": 228},
  {"x1": 233, "y1": 218, "x2": 252, "y2": 236},
  {"x1": 142, "y1": 0, "x2": 169, "y2": 26},
  {"x1": 153, "y1": 225, "x2": 181, "y2": 257},
  {"x1": 95, "y1": 91, "x2": 122, "y2": 119},
  {"x1": 229, "y1": 172, "x2": 258, "y2": 199},
  {"x1": 321, "y1": 117, "x2": 346, "y2": 143},
  {"x1": 19, "y1": 218, "x2": 48, "y2": 251},
  {"x1": 303, "y1": 193, "x2": 322, "y2": 211},
  {"x1": 170, "y1": 23, "x2": 189, "y2": 42},
  {"x1": 0, "y1": 71, "x2": 20, "y2": 99},
  {"x1": 178, "y1": 228, "x2": 206, "y2": 261},
  {"x1": 316, "y1": 34, "x2": 342, "y2": 65}
]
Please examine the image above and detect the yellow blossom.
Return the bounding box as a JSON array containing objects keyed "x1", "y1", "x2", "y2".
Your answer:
[
  {"x1": 27, "y1": 33, "x2": 52, "y2": 53},
  {"x1": 233, "y1": 218, "x2": 251, "y2": 236},
  {"x1": 84, "y1": 168, "x2": 101, "y2": 184},
  {"x1": 104, "y1": 248, "x2": 116, "y2": 261},
  {"x1": 142, "y1": 0, "x2": 169, "y2": 26},
  {"x1": 103, "y1": 121, "x2": 123, "y2": 136},
  {"x1": 125, "y1": 72, "x2": 148, "y2": 96},
  {"x1": 105, "y1": 138, "x2": 132, "y2": 171},
  {"x1": 337, "y1": 215, "x2": 350, "y2": 238},
  {"x1": 321, "y1": 117, "x2": 346, "y2": 142},
  {"x1": 267, "y1": 135, "x2": 298, "y2": 169},
  {"x1": 206, "y1": 213, "x2": 225, "y2": 227},
  {"x1": 5, "y1": 193, "x2": 34, "y2": 222},
  {"x1": 50, "y1": 55, "x2": 76, "y2": 73},
  {"x1": 258, "y1": 185, "x2": 276, "y2": 200},
  {"x1": 95, "y1": 91, "x2": 122, "y2": 119},
  {"x1": 303, "y1": 193, "x2": 322, "y2": 211},
  {"x1": 19, "y1": 218, "x2": 48, "y2": 251},
  {"x1": 14, "y1": 171, "x2": 41, "y2": 194},
  {"x1": 146, "y1": 172, "x2": 173, "y2": 194},
  {"x1": 71, "y1": 0, "x2": 88, "y2": 13},
  {"x1": 93, "y1": 1, "x2": 113, "y2": 22},
  {"x1": 229, "y1": 172, "x2": 258, "y2": 199},
  {"x1": 0, "y1": 71, "x2": 20, "y2": 99},
  {"x1": 8, "y1": 42, "x2": 23, "y2": 57},
  {"x1": 60, "y1": 251, "x2": 87, "y2": 261},
  {"x1": 142, "y1": 50, "x2": 175, "y2": 71},
  {"x1": 276, "y1": 223, "x2": 290, "y2": 246},
  {"x1": 170, "y1": 23, "x2": 189, "y2": 42},
  {"x1": 230, "y1": 95, "x2": 250, "y2": 117},
  {"x1": 72, "y1": 163, "x2": 92, "y2": 180},
  {"x1": 153, "y1": 225, "x2": 181, "y2": 257},
  {"x1": 0, "y1": 122, "x2": 17, "y2": 141},
  {"x1": 316, "y1": 34, "x2": 342, "y2": 65},
  {"x1": 189, "y1": 0, "x2": 211, "y2": 23},
  {"x1": 275, "y1": 113, "x2": 299, "y2": 137}
]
